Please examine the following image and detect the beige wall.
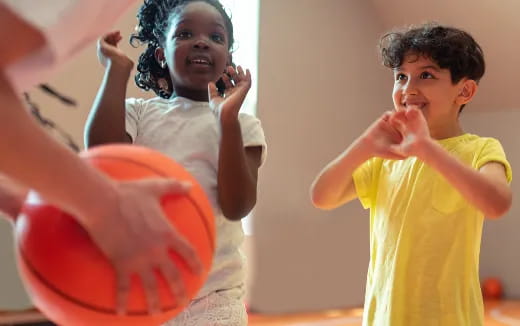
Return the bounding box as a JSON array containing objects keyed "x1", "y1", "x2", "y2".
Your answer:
[
  {"x1": 26, "y1": 2, "x2": 150, "y2": 149},
  {"x1": 249, "y1": 0, "x2": 388, "y2": 313},
  {"x1": 371, "y1": 0, "x2": 520, "y2": 112},
  {"x1": 461, "y1": 111, "x2": 520, "y2": 298},
  {"x1": 248, "y1": 0, "x2": 520, "y2": 313},
  {"x1": 1, "y1": 0, "x2": 519, "y2": 316}
]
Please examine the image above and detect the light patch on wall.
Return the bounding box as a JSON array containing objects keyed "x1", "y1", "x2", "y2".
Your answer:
[{"x1": 220, "y1": 0, "x2": 259, "y2": 235}]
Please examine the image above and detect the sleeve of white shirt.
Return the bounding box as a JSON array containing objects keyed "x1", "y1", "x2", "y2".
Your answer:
[
  {"x1": 125, "y1": 98, "x2": 143, "y2": 142},
  {"x1": 238, "y1": 113, "x2": 267, "y2": 165},
  {"x1": 1, "y1": 0, "x2": 77, "y2": 29},
  {"x1": 2, "y1": 0, "x2": 137, "y2": 92}
]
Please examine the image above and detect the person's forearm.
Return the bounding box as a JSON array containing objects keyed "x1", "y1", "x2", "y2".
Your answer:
[
  {"x1": 0, "y1": 173, "x2": 28, "y2": 220},
  {"x1": 310, "y1": 138, "x2": 372, "y2": 209},
  {"x1": 418, "y1": 139, "x2": 511, "y2": 218},
  {"x1": 0, "y1": 73, "x2": 117, "y2": 227},
  {"x1": 217, "y1": 115, "x2": 257, "y2": 220}
]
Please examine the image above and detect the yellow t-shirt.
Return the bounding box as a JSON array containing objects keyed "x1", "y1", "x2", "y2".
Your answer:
[{"x1": 353, "y1": 134, "x2": 512, "y2": 326}]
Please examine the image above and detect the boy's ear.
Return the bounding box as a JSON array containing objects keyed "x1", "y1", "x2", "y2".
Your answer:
[
  {"x1": 456, "y1": 79, "x2": 478, "y2": 106},
  {"x1": 154, "y1": 47, "x2": 167, "y2": 68}
]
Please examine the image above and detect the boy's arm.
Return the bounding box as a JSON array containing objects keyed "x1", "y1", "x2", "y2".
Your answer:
[
  {"x1": 310, "y1": 139, "x2": 371, "y2": 210},
  {"x1": 84, "y1": 32, "x2": 133, "y2": 147},
  {"x1": 311, "y1": 112, "x2": 405, "y2": 210},
  {"x1": 418, "y1": 141, "x2": 511, "y2": 219},
  {"x1": 390, "y1": 108, "x2": 511, "y2": 219}
]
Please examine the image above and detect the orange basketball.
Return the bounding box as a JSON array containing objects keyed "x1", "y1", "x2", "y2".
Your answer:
[
  {"x1": 482, "y1": 277, "x2": 503, "y2": 300},
  {"x1": 14, "y1": 144, "x2": 215, "y2": 326}
]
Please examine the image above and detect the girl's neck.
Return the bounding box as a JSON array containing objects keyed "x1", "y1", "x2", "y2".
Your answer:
[{"x1": 172, "y1": 87, "x2": 209, "y2": 102}]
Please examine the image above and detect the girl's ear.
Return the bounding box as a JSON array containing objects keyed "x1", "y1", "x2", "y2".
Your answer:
[
  {"x1": 154, "y1": 47, "x2": 167, "y2": 68},
  {"x1": 227, "y1": 53, "x2": 234, "y2": 67}
]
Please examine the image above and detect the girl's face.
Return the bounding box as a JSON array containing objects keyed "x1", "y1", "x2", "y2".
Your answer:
[{"x1": 160, "y1": 1, "x2": 230, "y2": 99}]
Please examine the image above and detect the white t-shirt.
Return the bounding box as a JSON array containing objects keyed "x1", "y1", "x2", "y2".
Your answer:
[
  {"x1": 2, "y1": 0, "x2": 136, "y2": 92},
  {"x1": 126, "y1": 96, "x2": 267, "y2": 298}
]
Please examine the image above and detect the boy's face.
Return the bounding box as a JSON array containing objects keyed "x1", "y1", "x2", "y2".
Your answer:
[{"x1": 392, "y1": 54, "x2": 468, "y2": 126}]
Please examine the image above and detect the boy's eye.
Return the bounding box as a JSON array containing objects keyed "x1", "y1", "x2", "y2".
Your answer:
[
  {"x1": 395, "y1": 73, "x2": 407, "y2": 81},
  {"x1": 420, "y1": 71, "x2": 434, "y2": 79}
]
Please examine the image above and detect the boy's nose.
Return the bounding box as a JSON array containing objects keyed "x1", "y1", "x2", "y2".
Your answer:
[{"x1": 403, "y1": 81, "x2": 419, "y2": 95}]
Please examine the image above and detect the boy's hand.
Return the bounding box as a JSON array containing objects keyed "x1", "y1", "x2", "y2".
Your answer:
[
  {"x1": 388, "y1": 106, "x2": 431, "y2": 158},
  {"x1": 360, "y1": 111, "x2": 407, "y2": 160},
  {"x1": 97, "y1": 31, "x2": 134, "y2": 70},
  {"x1": 208, "y1": 65, "x2": 251, "y2": 122}
]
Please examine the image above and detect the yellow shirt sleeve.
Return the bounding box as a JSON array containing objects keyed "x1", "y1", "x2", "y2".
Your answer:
[
  {"x1": 353, "y1": 157, "x2": 382, "y2": 209},
  {"x1": 474, "y1": 138, "x2": 512, "y2": 183}
]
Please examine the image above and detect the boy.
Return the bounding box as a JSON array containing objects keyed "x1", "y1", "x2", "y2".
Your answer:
[{"x1": 310, "y1": 23, "x2": 512, "y2": 325}]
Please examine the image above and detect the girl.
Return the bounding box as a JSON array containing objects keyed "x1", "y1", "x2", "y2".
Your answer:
[{"x1": 85, "y1": 0, "x2": 266, "y2": 325}]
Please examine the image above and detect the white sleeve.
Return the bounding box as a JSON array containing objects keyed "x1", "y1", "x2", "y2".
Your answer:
[
  {"x1": 1, "y1": 0, "x2": 77, "y2": 29},
  {"x1": 3, "y1": 0, "x2": 137, "y2": 92},
  {"x1": 125, "y1": 98, "x2": 143, "y2": 142},
  {"x1": 238, "y1": 113, "x2": 267, "y2": 165}
]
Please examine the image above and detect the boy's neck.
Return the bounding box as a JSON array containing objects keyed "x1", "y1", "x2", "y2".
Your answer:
[{"x1": 428, "y1": 121, "x2": 464, "y2": 140}]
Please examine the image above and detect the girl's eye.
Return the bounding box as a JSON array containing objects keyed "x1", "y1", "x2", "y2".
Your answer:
[
  {"x1": 176, "y1": 31, "x2": 192, "y2": 39},
  {"x1": 211, "y1": 33, "x2": 225, "y2": 43}
]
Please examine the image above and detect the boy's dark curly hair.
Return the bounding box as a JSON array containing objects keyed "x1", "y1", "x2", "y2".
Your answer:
[
  {"x1": 379, "y1": 23, "x2": 485, "y2": 85},
  {"x1": 130, "y1": 0, "x2": 234, "y2": 99}
]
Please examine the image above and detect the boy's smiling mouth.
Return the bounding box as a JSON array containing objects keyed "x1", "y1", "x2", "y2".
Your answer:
[{"x1": 402, "y1": 101, "x2": 427, "y2": 110}]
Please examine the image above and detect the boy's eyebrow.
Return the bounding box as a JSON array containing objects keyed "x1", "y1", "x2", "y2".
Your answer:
[
  {"x1": 419, "y1": 65, "x2": 441, "y2": 71},
  {"x1": 393, "y1": 65, "x2": 441, "y2": 72}
]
